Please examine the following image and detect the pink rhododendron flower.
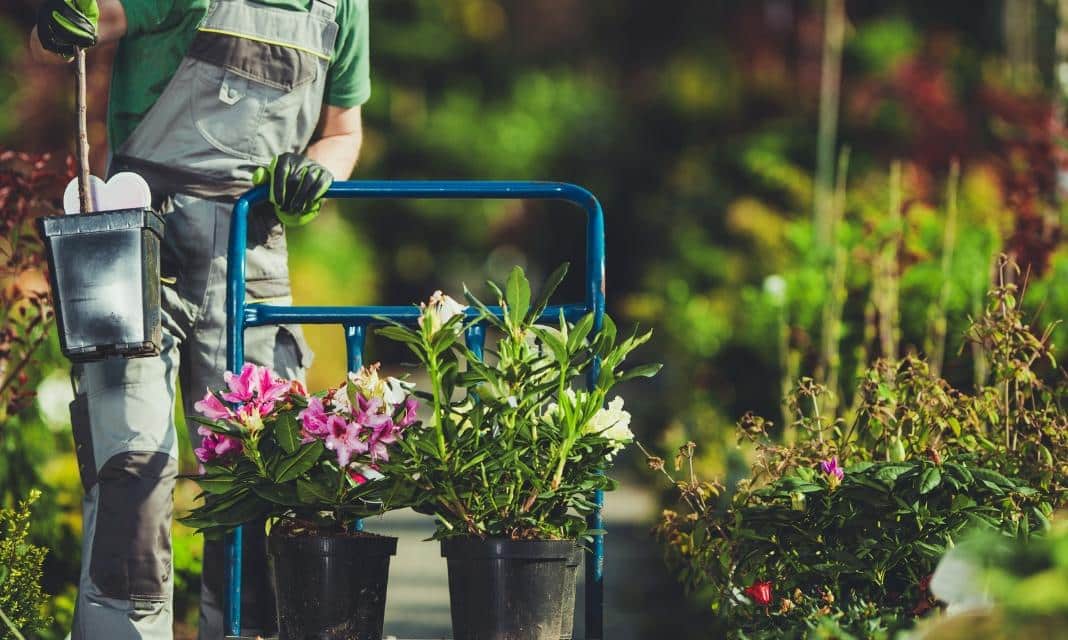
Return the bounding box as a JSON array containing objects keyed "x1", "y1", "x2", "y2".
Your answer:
[
  {"x1": 298, "y1": 396, "x2": 331, "y2": 441},
  {"x1": 221, "y1": 364, "x2": 259, "y2": 403},
  {"x1": 820, "y1": 456, "x2": 844, "y2": 489},
  {"x1": 397, "y1": 397, "x2": 419, "y2": 428},
  {"x1": 366, "y1": 436, "x2": 392, "y2": 462},
  {"x1": 324, "y1": 415, "x2": 369, "y2": 467},
  {"x1": 297, "y1": 363, "x2": 417, "y2": 467},
  {"x1": 820, "y1": 456, "x2": 844, "y2": 480},
  {"x1": 200, "y1": 363, "x2": 293, "y2": 430},
  {"x1": 194, "y1": 426, "x2": 242, "y2": 464},
  {"x1": 194, "y1": 392, "x2": 232, "y2": 421},
  {"x1": 255, "y1": 365, "x2": 290, "y2": 414}
]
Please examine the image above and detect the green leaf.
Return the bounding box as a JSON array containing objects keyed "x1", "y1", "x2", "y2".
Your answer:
[
  {"x1": 252, "y1": 483, "x2": 302, "y2": 506},
  {"x1": 844, "y1": 461, "x2": 875, "y2": 474},
  {"x1": 919, "y1": 467, "x2": 942, "y2": 495},
  {"x1": 528, "y1": 262, "x2": 569, "y2": 321},
  {"x1": 464, "y1": 285, "x2": 506, "y2": 331},
  {"x1": 617, "y1": 363, "x2": 663, "y2": 381},
  {"x1": 197, "y1": 473, "x2": 239, "y2": 495},
  {"x1": 208, "y1": 493, "x2": 268, "y2": 527},
  {"x1": 376, "y1": 325, "x2": 422, "y2": 346},
  {"x1": 505, "y1": 265, "x2": 531, "y2": 328},
  {"x1": 188, "y1": 415, "x2": 241, "y2": 436},
  {"x1": 568, "y1": 312, "x2": 595, "y2": 351},
  {"x1": 274, "y1": 413, "x2": 301, "y2": 454},
  {"x1": 297, "y1": 477, "x2": 337, "y2": 504},
  {"x1": 271, "y1": 441, "x2": 325, "y2": 483},
  {"x1": 530, "y1": 326, "x2": 568, "y2": 364},
  {"x1": 971, "y1": 468, "x2": 1013, "y2": 488},
  {"x1": 874, "y1": 464, "x2": 913, "y2": 484}
]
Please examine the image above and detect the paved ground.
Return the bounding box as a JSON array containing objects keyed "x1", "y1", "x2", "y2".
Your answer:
[{"x1": 369, "y1": 482, "x2": 706, "y2": 640}]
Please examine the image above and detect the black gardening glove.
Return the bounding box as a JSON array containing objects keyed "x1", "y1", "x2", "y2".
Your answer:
[
  {"x1": 252, "y1": 152, "x2": 334, "y2": 227},
  {"x1": 37, "y1": 0, "x2": 99, "y2": 57}
]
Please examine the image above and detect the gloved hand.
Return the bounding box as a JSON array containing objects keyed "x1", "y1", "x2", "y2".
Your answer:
[
  {"x1": 36, "y1": 0, "x2": 99, "y2": 57},
  {"x1": 252, "y1": 152, "x2": 333, "y2": 227}
]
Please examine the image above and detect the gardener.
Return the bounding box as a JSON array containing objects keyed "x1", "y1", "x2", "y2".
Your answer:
[{"x1": 30, "y1": 0, "x2": 370, "y2": 637}]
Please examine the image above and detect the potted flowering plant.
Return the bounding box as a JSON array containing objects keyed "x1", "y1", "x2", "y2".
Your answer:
[
  {"x1": 377, "y1": 265, "x2": 660, "y2": 640},
  {"x1": 182, "y1": 362, "x2": 419, "y2": 640}
]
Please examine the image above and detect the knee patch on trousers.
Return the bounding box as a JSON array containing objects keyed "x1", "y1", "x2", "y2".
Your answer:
[{"x1": 90, "y1": 452, "x2": 177, "y2": 602}]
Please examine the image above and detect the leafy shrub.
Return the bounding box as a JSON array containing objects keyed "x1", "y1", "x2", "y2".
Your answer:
[
  {"x1": 0, "y1": 490, "x2": 50, "y2": 638},
  {"x1": 378, "y1": 265, "x2": 660, "y2": 540},
  {"x1": 647, "y1": 267, "x2": 1065, "y2": 639}
]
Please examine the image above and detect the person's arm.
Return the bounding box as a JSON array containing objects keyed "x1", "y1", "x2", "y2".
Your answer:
[
  {"x1": 305, "y1": 104, "x2": 364, "y2": 180},
  {"x1": 29, "y1": 0, "x2": 127, "y2": 64},
  {"x1": 252, "y1": 105, "x2": 364, "y2": 226}
]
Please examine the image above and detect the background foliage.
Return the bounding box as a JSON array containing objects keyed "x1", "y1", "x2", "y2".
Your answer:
[{"x1": 0, "y1": 0, "x2": 1066, "y2": 636}]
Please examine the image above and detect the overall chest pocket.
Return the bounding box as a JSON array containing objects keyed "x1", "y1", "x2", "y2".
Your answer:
[{"x1": 189, "y1": 31, "x2": 322, "y2": 162}]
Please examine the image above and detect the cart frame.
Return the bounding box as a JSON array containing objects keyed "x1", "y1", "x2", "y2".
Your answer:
[{"x1": 225, "y1": 180, "x2": 607, "y2": 638}]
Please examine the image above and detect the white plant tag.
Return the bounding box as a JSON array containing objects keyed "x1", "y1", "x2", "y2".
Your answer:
[{"x1": 63, "y1": 172, "x2": 152, "y2": 214}]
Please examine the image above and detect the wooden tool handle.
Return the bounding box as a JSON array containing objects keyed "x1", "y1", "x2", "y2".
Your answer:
[{"x1": 75, "y1": 46, "x2": 92, "y2": 214}]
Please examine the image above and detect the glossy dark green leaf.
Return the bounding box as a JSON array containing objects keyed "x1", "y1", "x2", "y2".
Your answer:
[
  {"x1": 918, "y1": 467, "x2": 942, "y2": 495},
  {"x1": 274, "y1": 413, "x2": 301, "y2": 454},
  {"x1": 272, "y1": 441, "x2": 325, "y2": 483}
]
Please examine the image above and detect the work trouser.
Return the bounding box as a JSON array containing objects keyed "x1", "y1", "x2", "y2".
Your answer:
[{"x1": 70, "y1": 193, "x2": 311, "y2": 639}]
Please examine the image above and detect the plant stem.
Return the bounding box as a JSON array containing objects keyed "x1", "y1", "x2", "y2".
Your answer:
[
  {"x1": 426, "y1": 353, "x2": 448, "y2": 461},
  {"x1": 0, "y1": 604, "x2": 26, "y2": 640},
  {"x1": 74, "y1": 47, "x2": 93, "y2": 214}
]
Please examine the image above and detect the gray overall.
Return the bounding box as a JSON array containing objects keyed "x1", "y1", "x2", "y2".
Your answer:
[{"x1": 69, "y1": 1, "x2": 338, "y2": 637}]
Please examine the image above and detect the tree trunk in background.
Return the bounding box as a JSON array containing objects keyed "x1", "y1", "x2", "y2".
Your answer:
[
  {"x1": 1056, "y1": 0, "x2": 1068, "y2": 201},
  {"x1": 1004, "y1": 0, "x2": 1038, "y2": 90},
  {"x1": 813, "y1": 0, "x2": 845, "y2": 249}
]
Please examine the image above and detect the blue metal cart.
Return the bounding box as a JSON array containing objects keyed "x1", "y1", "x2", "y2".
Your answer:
[{"x1": 224, "y1": 180, "x2": 608, "y2": 639}]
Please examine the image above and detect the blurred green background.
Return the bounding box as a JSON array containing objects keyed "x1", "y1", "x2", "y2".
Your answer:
[{"x1": 2, "y1": 0, "x2": 1067, "y2": 637}]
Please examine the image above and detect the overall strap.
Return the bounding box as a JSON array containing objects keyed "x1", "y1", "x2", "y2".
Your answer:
[{"x1": 200, "y1": 0, "x2": 339, "y2": 61}]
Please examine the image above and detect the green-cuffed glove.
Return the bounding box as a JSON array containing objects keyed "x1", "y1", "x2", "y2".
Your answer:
[
  {"x1": 37, "y1": 0, "x2": 99, "y2": 57},
  {"x1": 252, "y1": 152, "x2": 333, "y2": 227}
]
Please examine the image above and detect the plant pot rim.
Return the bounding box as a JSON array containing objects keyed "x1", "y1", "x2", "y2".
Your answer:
[
  {"x1": 268, "y1": 529, "x2": 398, "y2": 556},
  {"x1": 440, "y1": 536, "x2": 578, "y2": 560}
]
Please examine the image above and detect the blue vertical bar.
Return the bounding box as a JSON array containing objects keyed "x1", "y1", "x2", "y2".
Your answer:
[
  {"x1": 584, "y1": 194, "x2": 607, "y2": 640},
  {"x1": 345, "y1": 323, "x2": 367, "y2": 533},
  {"x1": 225, "y1": 190, "x2": 259, "y2": 638},
  {"x1": 465, "y1": 324, "x2": 486, "y2": 359},
  {"x1": 344, "y1": 324, "x2": 366, "y2": 372}
]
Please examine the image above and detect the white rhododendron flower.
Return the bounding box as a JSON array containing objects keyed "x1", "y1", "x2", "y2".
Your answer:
[
  {"x1": 384, "y1": 376, "x2": 415, "y2": 406},
  {"x1": 419, "y1": 290, "x2": 467, "y2": 334},
  {"x1": 587, "y1": 396, "x2": 633, "y2": 442}
]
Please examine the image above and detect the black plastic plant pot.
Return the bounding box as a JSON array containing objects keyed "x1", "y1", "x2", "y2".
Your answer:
[
  {"x1": 442, "y1": 538, "x2": 579, "y2": 640},
  {"x1": 559, "y1": 545, "x2": 583, "y2": 640},
  {"x1": 268, "y1": 528, "x2": 398, "y2": 640},
  {"x1": 37, "y1": 208, "x2": 164, "y2": 362}
]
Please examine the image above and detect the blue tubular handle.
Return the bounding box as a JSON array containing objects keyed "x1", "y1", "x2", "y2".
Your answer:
[{"x1": 224, "y1": 180, "x2": 607, "y2": 638}]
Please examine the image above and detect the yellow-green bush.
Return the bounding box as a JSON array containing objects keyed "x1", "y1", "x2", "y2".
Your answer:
[{"x1": 0, "y1": 490, "x2": 49, "y2": 639}]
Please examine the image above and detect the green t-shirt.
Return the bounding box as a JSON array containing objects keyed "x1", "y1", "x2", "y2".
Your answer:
[{"x1": 109, "y1": 0, "x2": 370, "y2": 150}]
